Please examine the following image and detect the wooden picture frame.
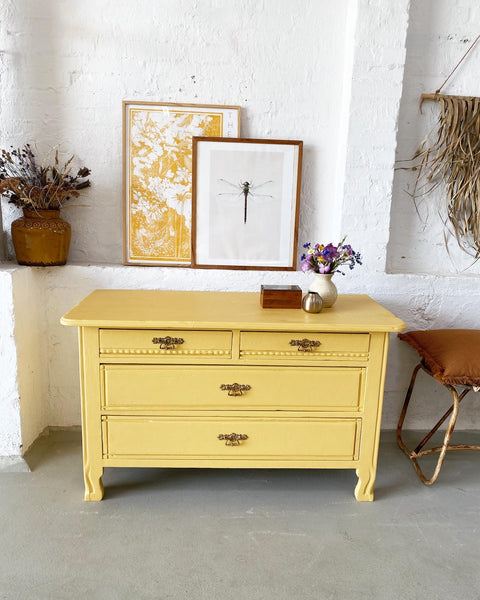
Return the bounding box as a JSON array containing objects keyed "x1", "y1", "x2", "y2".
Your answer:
[
  {"x1": 123, "y1": 101, "x2": 241, "y2": 266},
  {"x1": 191, "y1": 137, "x2": 302, "y2": 270}
]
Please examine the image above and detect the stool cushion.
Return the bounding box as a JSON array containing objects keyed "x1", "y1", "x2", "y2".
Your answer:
[{"x1": 399, "y1": 329, "x2": 480, "y2": 386}]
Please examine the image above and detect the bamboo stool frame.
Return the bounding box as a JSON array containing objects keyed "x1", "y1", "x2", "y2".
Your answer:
[{"x1": 397, "y1": 361, "x2": 480, "y2": 485}]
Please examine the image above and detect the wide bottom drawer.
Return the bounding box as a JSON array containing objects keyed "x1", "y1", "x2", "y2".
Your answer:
[{"x1": 102, "y1": 416, "x2": 361, "y2": 461}]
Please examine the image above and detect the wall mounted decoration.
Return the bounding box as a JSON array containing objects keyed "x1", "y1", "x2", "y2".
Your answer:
[
  {"x1": 191, "y1": 137, "x2": 302, "y2": 270},
  {"x1": 406, "y1": 35, "x2": 480, "y2": 258},
  {"x1": 123, "y1": 102, "x2": 241, "y2": 266}
]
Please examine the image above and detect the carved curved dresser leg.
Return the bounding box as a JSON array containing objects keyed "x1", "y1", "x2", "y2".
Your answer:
[
  {"x1": 354, "y1": 466, "x2": 375, "y2": 502},
  {"x1": 84, "y1": 465, "x2": 104, "y2": 501}
]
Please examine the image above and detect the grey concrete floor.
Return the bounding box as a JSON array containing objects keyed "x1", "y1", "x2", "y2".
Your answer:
[{"x1": 0, "y1": 430, "x2": 479, "y2": 600}]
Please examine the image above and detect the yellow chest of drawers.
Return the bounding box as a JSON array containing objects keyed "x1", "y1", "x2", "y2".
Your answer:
[{"x1": 61, "y1": 290, "x2": 405, "y2": 501}]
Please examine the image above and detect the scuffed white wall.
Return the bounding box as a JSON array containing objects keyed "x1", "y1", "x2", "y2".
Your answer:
[
  {"x1": 0, "y1": 1, "x2": 64, "y2": 263},
  {"x1": 388, "y1": 0, "x2": 480, "y2": 274},
  {"x1": 2, "y1": 0, "x2": 480, "y2": 457},
  {"x1": 341, "y1": 0, "x2": 410, "y2": 273},
  {"x1": 0, "y1": 266, "x2": 48, "y2": 457},
  {"x1": 0, "y1": 0, "x2": 352, "y2": 454},
  {"x1": 12, "y1": 268, "x2": 48, "y2": 451},
  {"x1": 341, "y1": 0, "x2": 480, "y2": 429},
  {"x1": 0, "y1": 0, "x2": 348, "y2": 262},
  {"x1": 0, "y1": 268, "x2": 22, "y2": 456}
]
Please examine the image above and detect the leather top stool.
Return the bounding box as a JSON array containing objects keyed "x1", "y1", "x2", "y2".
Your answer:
[{"x1": 397, "y1": 329, "x2": 480, "y2": 485}]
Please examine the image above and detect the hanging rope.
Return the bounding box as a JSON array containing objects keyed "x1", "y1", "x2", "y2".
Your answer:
[{"x1": 435, "y1": 34, "x2": 480, "y2": 94}]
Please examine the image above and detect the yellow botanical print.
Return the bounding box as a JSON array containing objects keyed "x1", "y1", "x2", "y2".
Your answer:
[{"x1": 128, "y1": 108, "x2": 223, "y2": 264}]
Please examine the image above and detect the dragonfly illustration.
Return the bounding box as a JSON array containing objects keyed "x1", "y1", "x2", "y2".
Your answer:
[{"x1": 217, "y1": 179, "x2": 274, "y2": 224}]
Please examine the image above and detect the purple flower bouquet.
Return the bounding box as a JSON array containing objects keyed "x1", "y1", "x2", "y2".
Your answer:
[{"x1": 301, "y1": 238, "x2": 362, "y2": 276}]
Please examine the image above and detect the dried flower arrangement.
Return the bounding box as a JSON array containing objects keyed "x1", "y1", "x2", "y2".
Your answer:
[{"x1": 0, "y1": 144, "x2": 90, "y2": 210}]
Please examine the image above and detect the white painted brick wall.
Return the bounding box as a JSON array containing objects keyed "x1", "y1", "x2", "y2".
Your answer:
[
  {"x1": 389, "y1": 0, "x2": 480, "y2": 275},
  {"x1": 2, "y1": 0, "x2": 480, "y2": 457},
  {"x1": 12, "y1": 268, "x2": 49, "y2": 451},
  {"x1": 0, "y1": 266, "x2": 48, "y2": 457},
  {"x1": 0, "y1": 268, "x2": 22, "y2": 456},
  {"x1": 0, "y1": 0, "x2": 348, "y2": 263},
  {"x1": 0, "y1": 0, "x2": 350, "y2": 454},
  {"x1": 341, "y1": 0, "x2": 411, "y2": 273}
]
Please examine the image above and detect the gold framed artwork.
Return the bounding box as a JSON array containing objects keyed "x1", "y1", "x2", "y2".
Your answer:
[
  {"x1": 123, "y1": 102, "x2": 241, "y2": 266},
  {"x1": 191, "y1": 137, "x2": 303, "y2": 270}
]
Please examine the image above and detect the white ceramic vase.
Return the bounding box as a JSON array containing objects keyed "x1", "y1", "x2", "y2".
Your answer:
[{"x1": 308, "y1": 273, "x2": 338, "y2": 307}]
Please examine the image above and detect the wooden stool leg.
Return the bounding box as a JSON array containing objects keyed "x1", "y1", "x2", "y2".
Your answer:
[
  {"x1": 397, "y1": 364, "x2": 465, "y2": 485},
  {"x1": 396, "y1": 363, "x2": 421, "y2": 457},
  {"x1": 413, "y1": 386, "x2": 460, "y2": 485}
]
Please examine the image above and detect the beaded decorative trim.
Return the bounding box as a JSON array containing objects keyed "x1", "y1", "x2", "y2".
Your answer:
[
  {"x1": 100, "y1": 348, "x2": 230, "y2": 356},
  {"x1": 240, "y1": 350, "x2": 368, "y2": 358}
]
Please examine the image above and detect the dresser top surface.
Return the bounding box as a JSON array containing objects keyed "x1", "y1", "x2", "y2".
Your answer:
[{"x1": 61, "y1": 290, "x2": 405, "y2": 333}]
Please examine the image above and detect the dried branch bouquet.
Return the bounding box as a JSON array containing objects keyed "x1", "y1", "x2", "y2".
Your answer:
[
  {"x1": 407, "y1": 96, "x2": 480, "y2": 258},
  {"x1": 0, "y1": 144, "x2": 90, "y2": 210}
]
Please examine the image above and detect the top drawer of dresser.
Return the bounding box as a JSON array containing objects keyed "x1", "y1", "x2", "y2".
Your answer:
[
  {"x1": 240, "y1": 331, "x2": 370, "y2": 361},
  {"x1": 99, "y1": 329, "x2": 232, "y2": 360}
]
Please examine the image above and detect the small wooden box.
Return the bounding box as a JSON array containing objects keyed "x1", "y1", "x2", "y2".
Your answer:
[{"x1": 260, "y1": 285, "x2": 302, "y2": 309}]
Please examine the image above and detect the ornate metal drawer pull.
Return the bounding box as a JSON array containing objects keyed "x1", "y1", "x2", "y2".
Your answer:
[
  {"x1": 218, "y1": 433, "x2": 248, "y2": 446},
  {"x1": 152, "y1": 336, "x2": 184, "y2": 350},
  {"x1": 220, "y1": 383, "x2": 251, "y2": 396},
  {"x1": 289, "y1": 338, "x2": 321, "y2": 352}
]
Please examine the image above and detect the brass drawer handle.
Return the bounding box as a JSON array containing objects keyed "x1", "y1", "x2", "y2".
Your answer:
[
  {"x1": 220, "y1": 383, "x2": 251, "y2": 396},
  {"x1": 152, "y1": 336, "x2": 184, "y2": 350},
  {"x1": 289, "y1": 338, "x2": 321, "y2": 352},
  {"x1": 218, "y1": 433, "x2": 248, "y2": 446}
]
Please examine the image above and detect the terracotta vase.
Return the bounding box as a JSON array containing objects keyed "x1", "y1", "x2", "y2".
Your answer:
[
  {"x1": 11, "y1": 208, "x2": 71, "y2": 266},
  {"x1": 308, "y1": 273, "x2": 338, "y2": 307}
]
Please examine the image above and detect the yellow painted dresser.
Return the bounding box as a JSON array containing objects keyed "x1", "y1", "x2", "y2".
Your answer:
[{"x1": 61, "y1": 290, "x2": 405, "y2": 501}]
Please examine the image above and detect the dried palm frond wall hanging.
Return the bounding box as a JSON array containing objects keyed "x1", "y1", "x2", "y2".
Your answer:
[{"x1": 406, "y1": 34, "x2": 480, "y2": 259}]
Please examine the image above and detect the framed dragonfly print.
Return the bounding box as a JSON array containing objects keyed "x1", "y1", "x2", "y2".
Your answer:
[
  {"x1": 123, "y1": 102, "x2": 241, "y2": 266},
  {"x1": 191, "y1": 137, "x2": 303, "y2": 270}
]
